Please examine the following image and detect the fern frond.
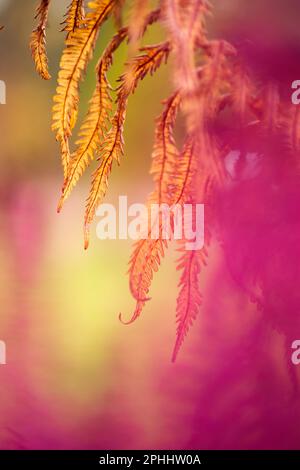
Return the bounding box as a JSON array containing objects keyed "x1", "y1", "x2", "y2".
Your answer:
[
  {"x1": 173, "y1": 136, "x2": 197, "y2": 203},
  {"x1": 84, "y1": 41, "x2": 171, "y2": 249},
  {"x1": 30, "y1": 0, "x2": 51, "y2": 80},
  {"x1": 121, "y1": 41, "x2": 171, "y2": 96},
  {"x1": 63, "y1": 0, "x2": 85, "y2": 35},
  {"x1": 58, "y1": 10, "x2": 161, "y2": 210},
  {"x1": 128, "y1": 0, "x2": 150, "y2": 52},
  {"x1": 58, "y1": 28, "x2": 128, "y2": 212},
  {"x1": 84, "y1": 98, "x2": 127, "y2": 249},
  {"x1": 172, "y1": 134, "x2": 212, "y2": 361},
  {"x1": 150, "y1": 91, "x2": 181, "y2": 203},
  {"x1": 122, "y1": 92, "x2": 181, "y2": 324},
  {"x1": 165, "y1": 0, "x2": 210, "y2": 93},
  {"x1": 122, "y1": 237, "x2": 168, "y2": 324},
  {"x1": 172, "y1": 247, "x2": 207, "y2": 361},
  {"x1": 52, "y1": 0, "x2": 116, "y2": 175}
]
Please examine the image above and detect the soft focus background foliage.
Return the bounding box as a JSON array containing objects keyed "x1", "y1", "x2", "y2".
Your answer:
[{"x1": 0, "y1": 0, "x2": 300, "y2": 449}]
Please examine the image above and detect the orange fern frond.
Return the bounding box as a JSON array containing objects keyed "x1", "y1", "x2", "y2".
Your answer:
[
  {"x1": 172, "y1": 135, "x2": 211, "y2": 361},
  {"x1": 150, "y1": 91, "x2": 181, "y2": 204},
  {"x1": 58, "y1": 9, "x2": 161, "y2": 211},
  {"x1": 84, "y1": 98, "x2": 127, "y2": 249},
  {"x1": 122, "y1": 238, "x2": 168, "y2": 324},
  {"x1": 84, "y1": 41, "x2": 171, "y2": 249},
  {"x1": 173, "y1": 136, "x2": 197, "y2": 204},
  {"x1": 121, "y1": 41, "x2": 171, "y2": 96},
  {"x1": 172, "y1": 246, "x2": 207, "y2": 361},
  {"x1": 172, "y1": 208, "x2": 212, "y2": 364},
  {"x1": 30, "y1": 0, "x2": 51, "y2": 80},
  {"x1": 31, "y1": 0, "x2": 293, "y2": 362},
  {"x1": 63, "y1": 0, "x2": 85, "y2": 35},
  {"x1": 58, "y1": 28, "x2": 128, "y2": 212},
  {"x1": 122, "y1": 92, "x2": 181, "y2": 324},
  {"x1": 52, "y1": 0, "x2": 116, "y2": 175}
]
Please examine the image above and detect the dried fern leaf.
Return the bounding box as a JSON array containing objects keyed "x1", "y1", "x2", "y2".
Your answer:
[
  {"x1": 30, "y1": 0, "x2": 51, "y2": 80},
  {"x1": 58, "y1": 10, "x2": 161, "y2": 210},
  {"x1": 172, "y1": 247, "x2": 207, "y2": 361},
  {"x1": 172, "y1": 136, "x2": 211, "y2": 361},
  {"x1": 173, "y1": 136, "x2": 197, "y2": 204},
  {"x1": 150, "y1": 91, "x2": 181, "y2": 204},
  {"x1": 52, "y1": 0, "x2": 116, "y2": 175},
  {"x1": 122, "y1": 237, "x2": 168, "y2": 324},
  {"x1": 121, "y1": 92, "x2": 180, "y2": 324},
  {"x1": 121, "y1": 41, "x2": 171, "y2": 96},
  {"x1": 84, "y1": 41, "x2": 171, "y2": 249},
  {"x1": 58, "y1": 28, "x2": 128, "y2": 212},
  {"x1": 63, "y1": 0, "x2": 85, "y2": 35},
  {"x1": 84, "y1": 98, "x2": 127, "y2": 249}
]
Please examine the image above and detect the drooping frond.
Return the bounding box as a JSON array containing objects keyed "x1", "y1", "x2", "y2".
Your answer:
[
  {"x1": 84, "y1": 97, "x2": 127, "y2": 249},
  {"x1": 57, "y1": 27, "x2": 128, "y2": 212},
  {"x1": 122, "y1": 238, "x2": 168, "y2": 324},
  {"x1": 175, "y1": 42, "x2": 232, "y2": 185},
  {"x1": 164, "y1": 0, "x2": 211, "y2": 93},
  {"x1": 63, "y1": 0, "x2": 85, "y2": 35},
  {"x1": 128, "y1": 0, "x2": 150, "y2": 52},
  {"x1": 52, "y1": 0, "x2": 116, "y2": 175},
  {"x1": 172, "y1": 136, "x2": 211, "y2": 361},
  {"x1": 84, "y1": 41, "x2": 171, "y2": 249},
  {"x1": 172, "y1": 247, "x2": 207, "y2": 361},
  {"x1": 173, "y1": 136, "x2": 197, "y2": 204},
  {"x1": 184, "y1": 40, "x2": 234, "y2": 136},
  {"x1": 58, "y1": 10, "x2": 162, "y2": 211},
  {"x1": 30, "y1": 0, "x2": 51, "y2": 80},
  {"x1": 124, "y1": 96, "x2": 209, "y2": 329},
  {"x1": 122, "y1": 92, "x2": 181, "y2": 324},
  {"x1": 121, "y1": 41, "x2": 171, "y2": 96},
  {"x1": 150, "y1": 91, "x2": 181, "y2": 204}
]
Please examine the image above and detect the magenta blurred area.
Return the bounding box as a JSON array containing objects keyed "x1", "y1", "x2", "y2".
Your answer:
[{"x1": 0, "y1": 0, "x2": 300, "y2": 450}]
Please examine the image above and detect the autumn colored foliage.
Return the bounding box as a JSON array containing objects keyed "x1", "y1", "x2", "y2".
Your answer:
[{"x1": 30, "y1": 0, "x2": 300, "y2": 361}]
